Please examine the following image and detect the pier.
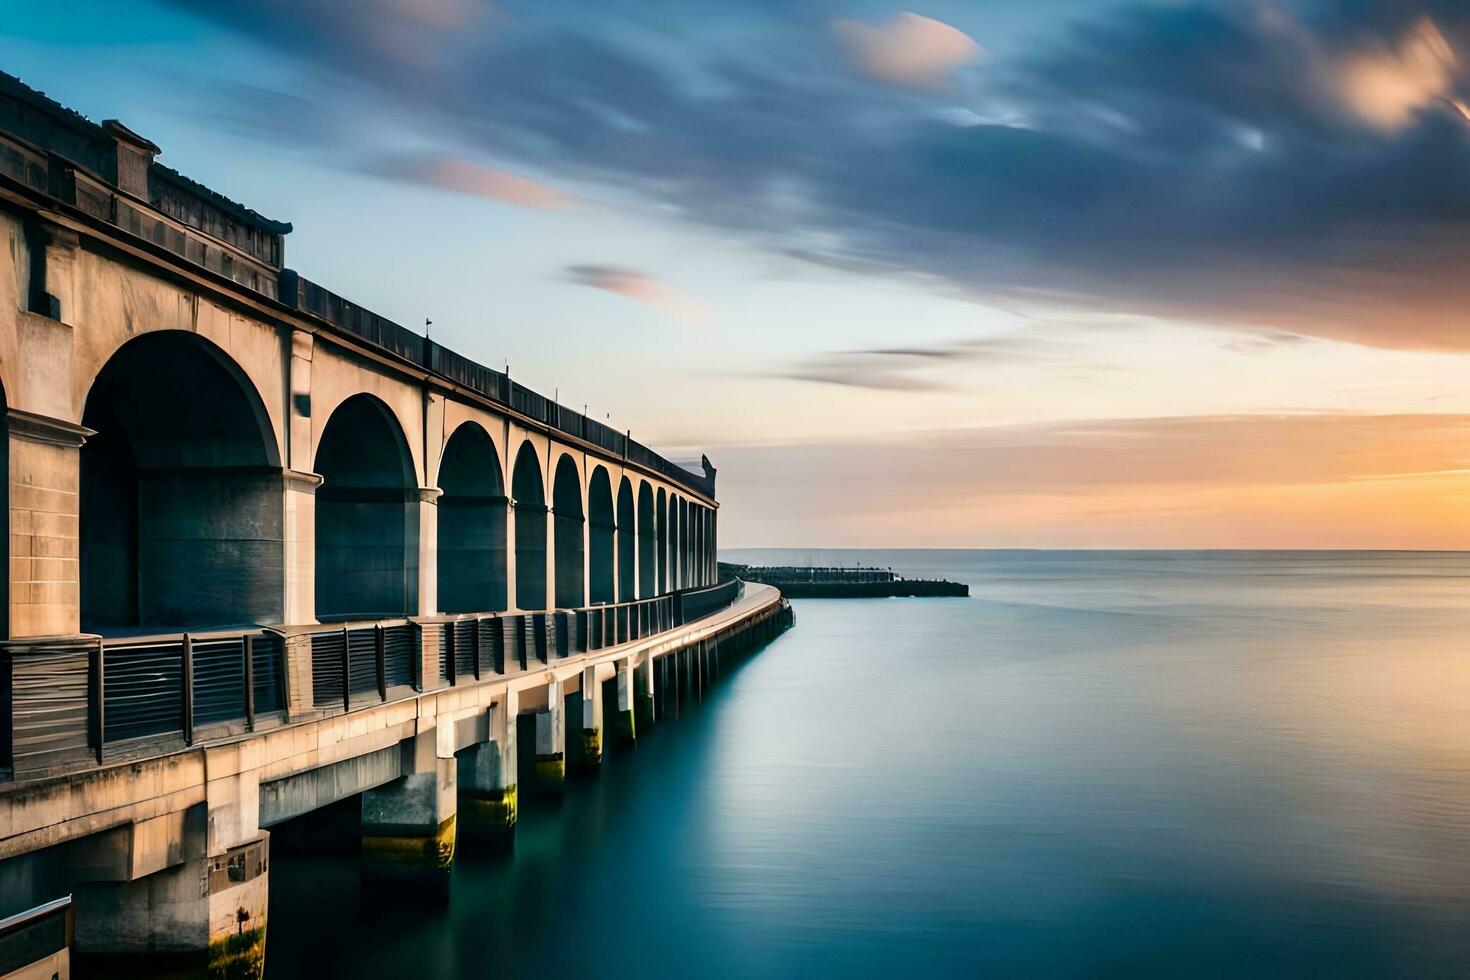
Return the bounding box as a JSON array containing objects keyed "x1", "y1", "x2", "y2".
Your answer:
[
  {"x1": 0, "y1": 72, "x2": 793, "y2": 977},
  {"x1": 719, "y1": 563, "x2": 969, "y2": 598}
]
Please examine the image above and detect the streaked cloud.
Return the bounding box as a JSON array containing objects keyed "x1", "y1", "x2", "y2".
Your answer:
[
  {"x1": 560, "y1": 264, "x2": 707, "y2": 322},
  {"x1": 372, "y1": 154, "x2": 573, "y2": 209},
  {"x1": 832, "y1": 12, "x2": 982, "y2": 88},
  {"x1": 159, "y1": 0, "x2": 1470, "y2": 352}
]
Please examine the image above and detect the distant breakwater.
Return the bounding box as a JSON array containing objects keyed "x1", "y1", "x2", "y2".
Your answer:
[{"x1": 720, "y1": 563, "x2": 968, "y2": 599}]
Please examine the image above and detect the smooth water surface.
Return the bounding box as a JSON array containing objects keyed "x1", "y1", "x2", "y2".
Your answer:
[{"x1": 268, "y1": 550, "x2": 1470, "y2": 978}]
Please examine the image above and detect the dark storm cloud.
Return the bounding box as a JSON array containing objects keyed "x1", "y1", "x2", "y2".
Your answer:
[{"x1": 167, "y1": 0, "x2": 1470, "y2": 348}]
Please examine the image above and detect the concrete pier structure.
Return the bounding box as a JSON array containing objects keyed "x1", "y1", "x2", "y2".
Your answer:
[
  {"x1": 360, "y1": 728, "x2": 457, "y2": 880},
  {"x1": 0, "y1": 73, "x2": 800, "y2": 977},
  {"x1": 458, "y1": 694, "x2": 517, "y2": 839}
]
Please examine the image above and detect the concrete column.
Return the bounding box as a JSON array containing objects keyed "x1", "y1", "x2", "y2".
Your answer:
[
  {"x1": 542, "y1": 506, "x2": 556, "y2": 613},
  {"x1": 578, "y1": 664, "x2": 603, "y2": 768},
  {"x1": 281, "y1": 470, "x2": 320, "y2": 625},
  {"x1": 634, "y1": 655, "x2": 656, "y2": 732},
  {"x1": 532, "y1": 678, "x2": 565, "y2": 789},
  {"x1": 6, "y1": 410, "x2": 90, "y2": 638},
  {"x1": 504, "y1": 499, "x2": 518, "y2": 612},
  {"x1": 459, "y1": 692, "x2": 518, "y2": 840},
  {"x1": 283, "y1": 329, "x2": 316, "y2": 626},
  {"x1": 70, "y1": 748, "x2": 271, "y2": 978},
  {"x1": 416, "y1": 487, "x2": 441, "y2": 616},
  {"x1": 613, "y1": 658, "x2": 637, "y2": 746},
  {"x1": 361, "y1": 725, "x2": 456, "y2": 880}
]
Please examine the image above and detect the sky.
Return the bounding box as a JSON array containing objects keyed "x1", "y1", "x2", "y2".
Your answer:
[{"x1": 6, "y1": 0, "x2": 1470, "y2": 549}]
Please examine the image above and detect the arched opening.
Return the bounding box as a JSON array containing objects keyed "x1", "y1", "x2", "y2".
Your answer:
[
  {"x1": 679, "y1": 498, "x2": 690, "y2": 589},
  {"x1": 552, "y1": 455, "x2": 585, "y2": 609},
  {"x1": 692, "y1": 504, "x2": 703, "y2": 586},
  {"x1": 617, "y1": 477, "x2": 636, "y2": 602},
  {"x1": 637, "y1": 483, "x2": 655, "y2": 599},
  {"x1": 669, "y1": 496, "x2": 681, "y2": 590},
  {"x1": 588, "y1": 466, "x2": 615, "y2": 606},
  {"x1": 438, "y1": 422, "x2": 507, "y2": 614},
  {"x1": 81, "y1": 332, "x2": 282, "y2": 631},
  {"x1": 315, "y1": 394, "x2": 418, "y2": 621},
  {"x1": 656, "y1": 489, "x2": 668, "y2": 594},
  {"x1": 512, "y1": 443, "x2": 546, "y2": 611}
]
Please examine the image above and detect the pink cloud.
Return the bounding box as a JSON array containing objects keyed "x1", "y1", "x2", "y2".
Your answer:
[
  {"x1": 380, "y1": 154, "x2": 572, "y2": 208},
  {"x1": 832, "y1": 12, "x2": 982, "y2": 88},
  {"x1": 561, "y1": 265, "x2": 708, "y2": 323}
]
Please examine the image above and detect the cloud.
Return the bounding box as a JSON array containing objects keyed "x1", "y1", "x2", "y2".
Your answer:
[
  {"x1": 832, "y1": 12, "x2": 982, "y2": 88},
  {"x1": 165, "y1": 0, "x2": 1470, "y2": 351},
  {"x1": 769, "y1": 332, "x2": 1111, "y2": 391},
  {"x1": 372, "y1": 154, "x2": 572, "y2": 208},
  {"x1": 560, "y1": 264, "x2": 707, "y2": 322},
  {"x1": 1334, "y1": 16, "x2": 1461, "y2": 131}
]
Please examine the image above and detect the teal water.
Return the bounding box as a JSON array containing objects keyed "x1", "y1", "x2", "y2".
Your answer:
[{"x1": 268, "y1": 550, "x2": 1470, "y2": 978}]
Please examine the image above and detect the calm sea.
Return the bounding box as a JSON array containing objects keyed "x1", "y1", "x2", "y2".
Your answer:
[{"x1": 268, "y1": 550, "x2": 1470, "y2": 978}]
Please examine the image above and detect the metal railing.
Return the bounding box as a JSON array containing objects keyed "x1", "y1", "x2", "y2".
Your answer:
[{"x1": 0, "y1": 581, "x2": 745, "y2": 782}]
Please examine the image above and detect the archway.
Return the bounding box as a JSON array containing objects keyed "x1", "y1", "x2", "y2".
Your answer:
[
  {"x1": 438, "y1": 422, "x2": 507, "y2": 613},
  {"x1": 617, "y1": 477, "x2": 636, "y2": 602},
  {"x1": 656, "y1": 489, "x2": 668, "y2": 594},
  {"x1": 679, "y1": 498, "x2": 690, "y2": 589},
  {"x1": 552, "y1": 455, "x2": 585, "y2": 608},
  {"x1": 693, "y1": 505, "x2": 705, "y2": 581},
  {"x1": 314, "y1": 394, "x2": 418, "y2": 621},
  {"x1": 588, "y1": 466, "x2": 615, "y2": 605},
  {"x1": 637, "y1": 483, "x2": 655, "y2": 598},
  {"x1": 669, "y1": 496, "x2": 681, "y2": 590},
  {"x1": 512, "y1": 442, "x2": 546, "y2": 611},
  {"x1": 80, "y1": 332, "x2": 282, "y2": 630}
]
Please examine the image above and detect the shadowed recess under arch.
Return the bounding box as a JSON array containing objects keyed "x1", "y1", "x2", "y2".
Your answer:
[
  {"x1": 638, "y1": 483, "x2": 655, "y2": 599},
  {"x1": 656, "y1": 488, "x2": 668, "y2": 594},
  {"x1": 314, "y1": 393, "x2": 418, "y2": 620},
  {"x1": 588, "y1": 466, "x2": 615, "y2": 605},
  {"x1": 80, "y1": 331, "x2": 282, "y2": 630},
  {"x1": 553, "y1": 455, "x2": 585, "y2": 609},
  {"x1": 617, "y1": 477, "x2": 635, "y2": 601},
  {"x1": 512, "y1": 442, "x2": 546, "y2": 610},
  {"x1": 438, "y1": 422, "x2": 507, "y2": 613}
]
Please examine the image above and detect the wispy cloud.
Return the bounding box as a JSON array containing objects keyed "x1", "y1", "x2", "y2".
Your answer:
[
  {"x1": 770, "y1": 332, "x2": 1108, "y2": 391},
  {"x1": 371, "y1": 154, "x2": 572, "y2": 208},
  {"x1": 560, "y1": 264, "x2": 707, "y2": 322}
]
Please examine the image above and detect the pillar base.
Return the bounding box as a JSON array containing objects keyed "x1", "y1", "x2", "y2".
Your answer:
[
  {"x1": 361, "y1": 815, "x2": 456, "y2": 873},
  {"x1": 74, "y1": 835, "x2": 270, "y2": 980},
  {"x1": 532, "y1": 754, "x2": 565, "y2": 791},
  {"x1": 460, "y1": 785, "x2": 517, "y2": 839},
  {"x1": 580, "y1": 727, "x2": 603, "y2": 768},
  {"x1": 614, "y1": 707, "x2": 637, "y2": 746}
]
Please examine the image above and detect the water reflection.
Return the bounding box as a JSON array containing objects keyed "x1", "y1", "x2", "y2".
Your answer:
[{"x1": 269, "y1": 551, "x2": 1470, "y2": 979}]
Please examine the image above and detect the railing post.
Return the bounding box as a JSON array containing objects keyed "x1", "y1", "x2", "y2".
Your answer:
[
  {"x1": 341, "y1": 626, "x2": 351, "y2": 712},
  {"x1": 92, "y1": 637, "x2": 105, "y2": 763},
  {"x1": 182, "y1": 633, "x2": 195, "y2": 745},
  {"x1": 441, "y1": 620, "x2": 452, "y2": 690},
  {"x1": 472, "y1": 619, "x2": 482, "y2": 680},
  {"x1": 244, "y1": 635, "x2": 256, "y2": 732},
  {"x1": 375, "y1": 625, "x2": 387, "y2": 701}
]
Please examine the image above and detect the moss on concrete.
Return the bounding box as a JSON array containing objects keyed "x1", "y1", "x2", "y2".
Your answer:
[{"x1": 208, "y1": 924, "x2": 266, "y2": 980}]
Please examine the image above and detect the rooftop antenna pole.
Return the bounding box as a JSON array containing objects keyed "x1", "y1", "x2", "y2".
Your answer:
[{"x1": 425, "y1": 318, "x2": 432, "y2": 342}]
